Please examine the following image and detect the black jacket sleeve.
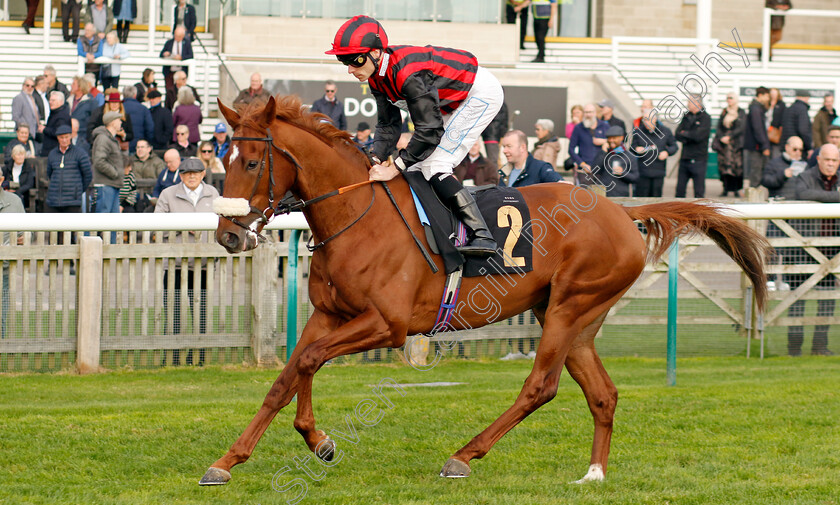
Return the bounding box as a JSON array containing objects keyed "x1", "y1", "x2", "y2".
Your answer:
[
  {"x1": 797, "y1": 107, "x2": 813, "y2": 150},
  {"x1": 371, "y1": 90, "x2": 403, "y2": 162},
  {"x1": 761, "y1": 157, "x2": 789, "y2": 190},
  {"x1": 750, "y1": 103, "x2": 770, "y2": 151},
  {"x1": 398, "y1": 72, "x2": 445, "y2": 167}
]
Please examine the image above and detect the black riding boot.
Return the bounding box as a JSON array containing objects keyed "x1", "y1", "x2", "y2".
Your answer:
[{"x1": 452, "y1": 189, "x2": 497, "y2": 257}]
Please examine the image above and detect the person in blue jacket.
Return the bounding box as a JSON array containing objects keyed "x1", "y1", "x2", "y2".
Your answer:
[
  {"x1": 498, "y1": 130, "x2": 564, "y2": 187},
  {"x1": 45, "y1": 124, "x2": 93, "y2": 212}
]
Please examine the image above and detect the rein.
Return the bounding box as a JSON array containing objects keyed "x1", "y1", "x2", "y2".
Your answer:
[{"x1": 221, "y1": 127, "x2": 376, "y2": 249}]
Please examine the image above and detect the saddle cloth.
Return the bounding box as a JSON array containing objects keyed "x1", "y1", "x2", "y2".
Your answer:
[{"x1": 402, "y1": 171, "x2": 533, "y2": 278}]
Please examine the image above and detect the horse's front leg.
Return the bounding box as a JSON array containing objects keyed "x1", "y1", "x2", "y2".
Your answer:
[
  {"x1": 199, "y1": 309, "x2": 337, "y2": 485},
  {"x1": 293, "y1": 307, "x2": 404, "y2": 459}
]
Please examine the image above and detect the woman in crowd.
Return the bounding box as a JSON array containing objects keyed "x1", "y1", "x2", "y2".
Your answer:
[
  {"x1": 172, "y1": 87, "x2": 202, "y2": 145},
  {"x1": 714, "y1": 93, "x2": 747, "y2": 197},
  {"x1": 565, "y1": 104, "x2": 583, "y2": 139},
  {"x1": 119, "y1": 155, "x2": 137, "y2": 212},
  {"x1": 135, "y1": 68, "x2": 157, "y2": 102},
  {"x1": 532, "y1": 118, "x2": 561, "y2": 170},
  {"x1": 2, "y1": 145, "x2": 36, "y2": 210},
  {"x1": 113, "y1": 0, "x2": 136, "y2": 43},
  {"x1": 768, "y1": 87, "x2": 786, "y2": 158},
  {"x1": 100, "y1": 31, "x2": 130, "y2": 89},
  {"x1": 198, "y1": 141, "x2": 224, "y2": 175}
]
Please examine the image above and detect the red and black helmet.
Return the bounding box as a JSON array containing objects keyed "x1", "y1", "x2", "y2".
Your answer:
[{"x1": 325, "y1": 15, "x2": 388, "y2": 56}]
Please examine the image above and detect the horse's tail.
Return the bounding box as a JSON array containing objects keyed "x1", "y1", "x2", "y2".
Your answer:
[{"x1": 623, "y1": 201, "x2": 771, "y2": 311}]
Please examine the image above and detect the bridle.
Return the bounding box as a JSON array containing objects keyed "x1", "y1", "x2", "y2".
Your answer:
[{"x1": 220, "y1": 126, "x2": 375, "y2": 250}]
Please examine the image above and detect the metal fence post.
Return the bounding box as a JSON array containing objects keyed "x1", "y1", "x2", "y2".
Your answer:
[
  {"x1": 286, "y1": 230, "x2": 302, "y2": 361},
  {"x1": 667, "y1": 239, "x2": 679, "y2": 386},
  {"x1": 77, "y1": 236, "x2": 103, "y2": 374}
]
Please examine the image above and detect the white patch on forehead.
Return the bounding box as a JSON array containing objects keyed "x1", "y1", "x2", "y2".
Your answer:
[{"x1": 230, "y1": 145, "x2": 239, "y2": 164}]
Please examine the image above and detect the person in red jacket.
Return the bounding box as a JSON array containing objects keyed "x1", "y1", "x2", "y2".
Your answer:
[{"x1": 326, "y1": 15, "x2": 504, "y2": 256}]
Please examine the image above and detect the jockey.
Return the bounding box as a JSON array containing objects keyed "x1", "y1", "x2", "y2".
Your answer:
[{"x1": 326, "y1": 15, "x2": 504, "y2": 257}]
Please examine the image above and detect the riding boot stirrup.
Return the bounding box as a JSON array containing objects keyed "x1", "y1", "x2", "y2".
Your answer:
[{"x1": 452, "y1": 189, "x2": 497, "y2": 257}]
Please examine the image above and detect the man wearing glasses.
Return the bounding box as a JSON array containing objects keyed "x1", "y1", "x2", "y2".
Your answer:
[
  {"x1": 170, "y1": 125, "x2": 197, "y2": 158},
  {"x1": 11, "y1": 79, "x2": 42, "y2": 140},
  {"x1": 310, "y1": 80, "x2": 347, "y2": 131},
  {"x1": 325, "y1": 15, "x2": 504, "y2": 256}
]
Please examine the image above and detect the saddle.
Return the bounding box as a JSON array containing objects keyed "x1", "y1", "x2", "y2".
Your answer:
[{"x1": 402, "y1": 171, "x2": 534, "y2": 278}]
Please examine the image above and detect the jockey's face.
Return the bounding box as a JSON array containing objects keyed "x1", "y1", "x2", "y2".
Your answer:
[{"x1": 347, "y1": 49, "x2": 381, "y2": 82}]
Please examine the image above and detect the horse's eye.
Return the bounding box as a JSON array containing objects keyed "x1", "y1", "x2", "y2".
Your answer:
[{"x1": 247, "y1": 160, "x2": 259, "y2": 170}]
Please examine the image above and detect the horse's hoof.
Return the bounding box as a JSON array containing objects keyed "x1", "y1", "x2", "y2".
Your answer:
[
  {"x1": 316, "y1": 436, "x2": 336, "y2": 462},
  {"x1": 571, "y1": 463, "x2": 604, "y2": 484},
  {"x1": 439, "y1": 457, "x2": 471, "y2": 478},
  {"x1": 199, "y1": 467, "x2": 231, "y2": 486}
]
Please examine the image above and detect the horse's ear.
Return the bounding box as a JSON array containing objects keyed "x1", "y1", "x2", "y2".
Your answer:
[
  {"x1": 217, "y1": 98, "x2": 240, "y2": 130},
  {"x1": 262, "y1": 96, "x2": 276, "y2": 126}
]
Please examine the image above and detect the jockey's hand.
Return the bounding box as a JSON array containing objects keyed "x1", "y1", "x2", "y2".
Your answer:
[{"x1": 369, "y1": 162, "x2": 400, "y2": 181}]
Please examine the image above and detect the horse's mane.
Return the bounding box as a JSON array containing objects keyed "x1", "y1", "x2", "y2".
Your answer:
[{"x1": 237, "y1": 95, "x2": 371, "y2": 169}]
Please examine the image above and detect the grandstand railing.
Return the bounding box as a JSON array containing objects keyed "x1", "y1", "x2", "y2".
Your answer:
[
  {"x1": 761, "y1": 7, "x2": 840, "y2": 69},
  {"x1": 2, "y1": 203, "x2": 839, "y2": 372}
]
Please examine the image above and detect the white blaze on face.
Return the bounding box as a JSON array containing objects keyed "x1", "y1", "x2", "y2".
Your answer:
[{"x1": 229, "y1": 145, "x2": 239, "y2": 164}]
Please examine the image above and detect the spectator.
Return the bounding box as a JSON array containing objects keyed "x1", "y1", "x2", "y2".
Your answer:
[
  {"x1": 70, "y1": 78, "x2": 97, "y2": 140},
  {"x1": 568, "y1": 103, "x2": 609, "y2": 185},
  {"x1": 198, "y1": 140, "x2": 224, "y2": 176},
  {"x1": 743, "y1": 86, "x2": 771, "y2": 190},
  {"x1": 44, "y1": 65, "x2": 70, "y2": 99},
  {"x1": 119, "y1": 155, "x2": 137, "y2": 212},
  {"x1": 632, "y1": 99, "x2": 654, "y2": 129},
  {"x1": 172, "y1": 87, "x2": 202, "y2": 144},
  {"x1": 631, "y1": 106, "x2": 677, "y2": 198},
  {"x1": 597, "y1": 98, "x2": 625, "y2": 132},
  {"x1": 565, "y1": 104, "x2": 583, "y2": 139},
  {"x1": 87, "y1": 90, "x2": 135, "y2": 145},
  {"x1": 786, "y1": 143, "x2": 839, "y2": 356},
  {"x1": 33, "y1": 75, "x2": 50, "y2": 123},
  {"x1": 148, "y1": 89, "x2": 174, "y2": 150},
  {"x1": 310, "y1": 80, "x2": 347, "y2": 130},
  {"x1": 812, "y1": 94, "x2": 836, "y2": 148},
  {"x1": 766, "y1": 0, "x2": 792, "y2": 60},
  {"x1": 233, "y1": 72, "x2": 271, "y2": 107},
  {"x1": 41, "y1": 91, "x2": 73, "y2": 156},
  {"x1": 781, "y1": 91, "x2": 812, "y2": 156},
  {"x1": 61, "y1": 0, "x2": 82, "y2": 43},
  {"x1": 165, "y1": 71, "x2": 200, "y2": 111},
  {"x1": 161, "y1": 26, "x2": 194, "y2": 92},
  {"x1": 100, "y1": 30, "x2": 130, "y2": 89},
  {"x1": 22, "y1": 0, "x2": 40, "y2": 34},
  {"x1": 2, "y1": 145, "x2": 36, "y2": 210},
  {"x1": 152, "y1": 149, "x2": 182, "y2": 198},
  {"x1": 91, "y1": 110, "x2": 126, "y2": 213},
  {"x1": 768, "y1": 87, "x2": 786, "y2": 157},
  {"x1": 454, "y1": 139, "x2": 498, "y2": 186},
  {"x1": 170, "y1": 125, "x2": 197, "y2": 158},
  {"x1": 70, "y1": 118, "x2": 91, "y2": 155},
  {"x1": 77, "y1": 23, "x2": 104, "y2": 81},
  {"x1": 481, "y1": 101, "x2": 508, "y2": 170},
  {"x1": 45, "y1": 124, "x2": 92, "y2": 213},
  {"x1": 113, "y1": 0, "x2": 136, "y2": 43},
  {"x1": 11, "y1": 78, "x2": 41, "y2": 138},
  {"x1": 172, "y1": 0, "x2": 197, "y2": 41},
  {"x1": 84, "y1": 72, "x2": 104, "y2": 106},
  {"x1": 505, "y1": 0, "x2": 529, "y2": 51},
  {"x1": 132, "y1": 139, "x2": 165, "y2": 179},
  {"x1": 529, "y1": 0, "x2": 557, "y2": 63},
  {"x1": 352, "y1": 121, "x2": 374, "y2": 154},
  {"x1": 674, "y1": 95, "x2": 712, "y2": 198},
  {"x1": 135, "y1": 68, "x2": 157, "y2": 102},
  {"x1": 713, "y1": 92, "x2": 747, "y2": 197},
  {"x1": 4, "y1": 124, "x2": 39, "y2": 159},
  {"x1": 84, "y1": 0, "x2": 113, "y2": 40},
  {"x1": 591, "y1": 125, "x2": 638, "y2": 197},
  {"x1": 154, "y1": 158, "x2": 219, "y2": 366},
  {"x1": 762, "y1": 135, "x2": 806, "y2": 198},
  {"x1": 498, "y1": 130, "x2": 563, "y2": 187},
  {"x1": 211, "y1": 123, "x2": 230, "y2": 159},
  {"x1": 122, "y1": 85, "x2": 153, "y2": 153},
  {"x1": 806, "y1": 126, "x2": 840, "y2": 166},
  {"x1": 532, "y1": 118, "x2": 561, "y2": 169},
  {"x1": 1, "y1": 169, "x2": 24, "y2": 338}
]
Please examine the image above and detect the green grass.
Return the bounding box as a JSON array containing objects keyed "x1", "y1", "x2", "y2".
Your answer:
[{"x1": 1, "y1": 358, "x2": 838, "y2": 505}]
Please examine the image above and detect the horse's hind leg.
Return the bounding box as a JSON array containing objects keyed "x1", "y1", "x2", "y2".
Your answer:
[
  {"x1": 199, "y1": 309, "x2": 336, "y2": 485},
  {"x1": 564, "y1": 310, "x2": 616, "y2": 483}
]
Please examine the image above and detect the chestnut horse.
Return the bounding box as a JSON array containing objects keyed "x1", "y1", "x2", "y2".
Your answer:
[{"x1": 202, "y1": 95, "x2": 769, "y2": 485}]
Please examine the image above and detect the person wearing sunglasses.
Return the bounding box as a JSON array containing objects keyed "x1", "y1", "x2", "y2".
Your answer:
[
  {"x1": 310, "y1": 80, "x2": 347, "y2": 131},
  {"x1": 325, "y1": 15, "x2": 504, "y2": 257},
  {"x1": 761, "y1": 135, "x2": 805, "y2": 198}
]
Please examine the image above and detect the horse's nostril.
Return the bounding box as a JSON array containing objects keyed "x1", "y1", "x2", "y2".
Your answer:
[{"x1": 223, "y1": 232, "x2": 240, "y2": 250}]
